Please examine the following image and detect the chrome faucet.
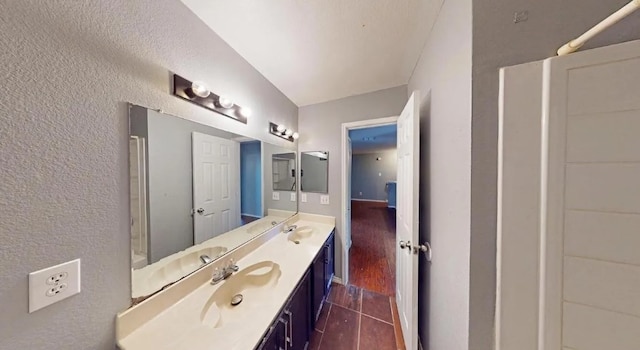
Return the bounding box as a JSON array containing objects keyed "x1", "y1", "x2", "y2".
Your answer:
[
  {"x1": 200, "y1": 254, "x2": 212, "y2": 264},
  {"x1": 211, "y1": 259, "x2": 239, "y2": 285},
  {"x1": 282, "y1": 223, "x2": 298, "y2": 233}
]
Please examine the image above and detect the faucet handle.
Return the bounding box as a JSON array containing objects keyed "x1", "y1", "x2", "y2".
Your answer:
[
  {"x1": 227, "y1": 259, "x2": 239, "y2": 272},
  {"x1": 212, "y1": 267, "x2": 223, "y2": 281}
]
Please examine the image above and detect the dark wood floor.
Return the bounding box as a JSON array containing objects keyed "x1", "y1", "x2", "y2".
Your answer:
[
  {"x1": 349, "y1": 200, "x2": 396, "y2": 296},
  {"x1": 310, "y1": 282, "x2": 406, "y2": 350}
]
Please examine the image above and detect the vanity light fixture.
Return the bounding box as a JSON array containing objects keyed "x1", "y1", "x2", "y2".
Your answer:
[
  {"x1": 269, "y1": 122, "x2": 298, "y2": 142},
  {"x1": 172, "y1": 74, "x2": 250, "y2": 124}
]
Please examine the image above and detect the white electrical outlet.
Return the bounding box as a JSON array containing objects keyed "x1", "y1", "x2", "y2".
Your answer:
[
  {"x1": 320, "y1": 195, "x2": 330, "y2": 205},
  {"x1": 301, "y1": 193, "x2": 307, "y2": 203},
  {"x1": 290, "y1": 192, "x2": 296, "y2": 202},
  {"x1": 272, "y1": 192, "x2": 280, "y2": 200},
  {"x1": 29, "y1": 259, "x2": 81, "y2": 313}
]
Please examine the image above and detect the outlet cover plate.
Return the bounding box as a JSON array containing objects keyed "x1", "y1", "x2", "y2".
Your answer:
[
  {"x1": 301, "y1": 193, "x2": 307, "y2": 203},
  {"x1": 29, "y1": 259, "x2": 81, "y2": 313},
  {"x1": 290, "y1": 192, "x2": 296, "y2": 202},
  {"x1": 320, "y1": 195, "x2": 330, "y2": 205},
  {"x1": 272, "y1": 192, "x2": 280, "y2": 200}
]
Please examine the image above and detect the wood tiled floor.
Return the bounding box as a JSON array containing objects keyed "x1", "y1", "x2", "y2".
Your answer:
[
  {"x1": 310, "y1": 283, "x2": 406, "y2": 350},
  {"x1": 349, "y1": 201, "x2": 396, "y2": 296}
]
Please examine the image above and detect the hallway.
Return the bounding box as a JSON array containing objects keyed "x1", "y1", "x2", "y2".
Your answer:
[{"x1": 349, "y1": 200, "x2": 396, "y2": 296}]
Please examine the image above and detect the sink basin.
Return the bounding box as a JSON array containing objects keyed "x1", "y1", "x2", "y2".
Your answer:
[
  {"x1": 149, "y1": 246, "x2": 228, "y2": 283},
  {"x1": 200, "y1": 261, "x2": 282, "y2": 328},
  {"x1": 246, "y1": 219, "x2": 282, "y2": 235},
  {"x1": 288, "y1": 226, "x2": 315, "y2": 243}
]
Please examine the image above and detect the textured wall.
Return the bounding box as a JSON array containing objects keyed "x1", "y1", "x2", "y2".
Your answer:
[
  {"x1": 408, "y1": 0, "x2": 472, "y2": 349},
  {"x1": 298, "y1": 85, "x2": 407, "y2": 281},
  {"x1": 470, "y1": 2, "x2": 640, "y2": 349},
  {"x1": 351, "y1": 150, "x2": 397, "y2": 201},
  {"x1": 0, "y1": 1, "x2": 297, "y2": 349}
]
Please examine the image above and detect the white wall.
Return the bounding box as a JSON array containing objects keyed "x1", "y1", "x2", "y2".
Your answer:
[
  {"x1": 407, "y1": 0, "x2": 472, "y2": 349},
  {"x1": 298, "y1": 85, "x2": 407, "y2": 280},
  {"x1": 0, "y1": 1, "x2": 297, "y2": 348},
  {"x1": 470, "y1": 2, "x2": 640, "y2": 349}
]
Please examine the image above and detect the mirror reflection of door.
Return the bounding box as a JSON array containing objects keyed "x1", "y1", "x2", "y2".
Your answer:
[{"x1": 192, "y1": 132, "x2": 241, "y2": 245}]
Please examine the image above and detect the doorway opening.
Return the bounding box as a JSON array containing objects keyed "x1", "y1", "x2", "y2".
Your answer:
[
  {"x1": 348, "y1": 125, "x2": 398, "y2": 295},
  {"x1": 340, "y1": 116, "x2": 398, "y2": 295}
]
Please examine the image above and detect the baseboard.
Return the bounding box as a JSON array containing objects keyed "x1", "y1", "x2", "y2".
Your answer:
[
  {"x1": 241, "y1": 213, "x2": 261, "y2": 218},
  {"x1": 331, "y1": 276, "x2": 343, "y2": 285},
  {"x1": 351, "y1": 198, "x2": 387, "y2": 203},
  {"x1": 387, "y1": 205, "x2": 396, "y2": 209}
]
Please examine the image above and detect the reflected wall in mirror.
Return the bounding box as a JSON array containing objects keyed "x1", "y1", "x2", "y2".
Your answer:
[
  {"x1": 300, "y1": 151, "x2": 329, "y2": 193},
  {"x1": 128, "y1": 105, "x2": 297, "y2": 299},
  {"x1": 271, "y1": 153, "x2": 296, "y2": 191}
]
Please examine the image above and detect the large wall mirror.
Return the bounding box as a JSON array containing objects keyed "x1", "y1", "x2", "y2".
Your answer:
[
  {"x1": 129, "y1": 105, "x2": 297, "y2": 298},
  {"x1": 300, "y1": 151, "x2": 329, "y2": 193}
]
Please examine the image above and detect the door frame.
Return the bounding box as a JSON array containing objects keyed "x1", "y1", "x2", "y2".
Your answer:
[{"x1": 340, "y1": 116, "x2": 398, "y2": 285}]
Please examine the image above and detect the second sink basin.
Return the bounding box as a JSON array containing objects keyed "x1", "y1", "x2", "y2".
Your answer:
[
  {"x1": 200, "y1": 261, "x2": 282, "y2": 328},
  {"x1": 288, "y1": 226, "x2": 315, "y2": 243}
]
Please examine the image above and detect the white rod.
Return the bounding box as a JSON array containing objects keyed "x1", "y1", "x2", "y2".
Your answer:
[{"x1": 557, "y1": 0, "x2": 640, "y2": 55}]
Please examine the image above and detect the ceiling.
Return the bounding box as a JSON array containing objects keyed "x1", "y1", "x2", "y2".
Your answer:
[
  {"x1": 181, "y1": 0, "x2": 437, "y2": 106},
  {"x1": 349, "y1": 124, "x2": 397, "y2": 154}
]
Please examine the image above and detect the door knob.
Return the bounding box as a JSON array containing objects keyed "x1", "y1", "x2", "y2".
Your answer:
[
  {"x1": 196, "y1": 208, "x2": 204, "y2": 214},
  {"x1": 413, "y1": 242, "x2": 432, "y2": 261},
  {"x1": 399, "y1": 240, "x2": 411, "y2": 249}
]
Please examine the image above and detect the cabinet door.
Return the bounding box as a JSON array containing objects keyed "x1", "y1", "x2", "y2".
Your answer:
[
  {"x1": 256, "y1": 320, "x2": 285, "y2": 350},
  {"x1": 285, "y1": 271, "x2": 310, "y2": 350},
  {"x1": 311, "y1": 247, "x2": 326, "y2": 326},
  {"x1": 323, "y1": 232, "x2": 335, "y2": 294}
]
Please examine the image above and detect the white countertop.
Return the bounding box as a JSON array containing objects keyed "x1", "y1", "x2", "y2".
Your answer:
[{"x1": 118, "y1": 214, "x2": 335, "y2": 350}]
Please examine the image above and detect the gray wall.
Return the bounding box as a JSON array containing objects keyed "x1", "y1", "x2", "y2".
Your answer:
[
  {"x1": 469, "y1": 2, "x2": 640, "y2": 350},
  {"x1": 300, "y1": 153, "x2": 329, "y2": 193},
  {"x1": 298, "y1": 85, "x2": 407, "y2": 282},
  {"x1": 146, "y1": 109, "x2": 236, "y2": 264},
  {"x1": 262, "y1": 143, "x2": 298, "y2": 213},
  {"x1": 0, "y1": 1, "x2": 297, "y2": 348},
  {"x1": 351, "y1": 150, "x2": 397, "y2": 201},
  {"x1": 408, "y1": 0, "x2": 472, "y2": 349}
]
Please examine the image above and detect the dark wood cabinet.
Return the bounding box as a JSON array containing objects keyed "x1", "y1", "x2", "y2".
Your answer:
[{"x1": 256, "y1": 231, "x2": 335, "y2": 350}]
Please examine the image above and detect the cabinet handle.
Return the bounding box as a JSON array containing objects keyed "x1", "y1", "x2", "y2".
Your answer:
[
  {"x1": 324, "y1": 244, "x2": 330, "y2": 264},
  {"x1": 284, "y1": 309, "x2": 293, "y2": 348},
  {"x1": 278, "y1": 317, "x2": 289, "y2": 350}
]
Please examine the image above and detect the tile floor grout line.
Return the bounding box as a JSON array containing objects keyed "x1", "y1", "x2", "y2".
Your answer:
[
  {"x1": 360, "y1": 312, "x2": 394, "y2": 326},
  {"x1": 317, "y1": 303, "x2": 331, "y2": 349}
]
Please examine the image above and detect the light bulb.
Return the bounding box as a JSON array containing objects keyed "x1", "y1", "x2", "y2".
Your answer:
[
  {"x1": 218, "y1": 96, "x2": 234, "y2": 109},
  {"x1": 292, "y1": 132, "x2": 299, "y2": 140},
  {"x1": 284, "y1": 129, "x2": 293, "y2": 137},
  {"x1": 191, "y1": 81, "x2": 210, "y2": 98},
  {"x1": 239, "y1": 107, "x2": 252, "y2": 117},
  {"x1": 276, "y1": 124, "x2": 286, "y2": 133}
]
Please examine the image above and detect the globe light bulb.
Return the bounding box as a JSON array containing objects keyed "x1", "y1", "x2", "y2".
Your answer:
[
  {"x1": 276, "y1": 124, "x2": 286, "y2": 133},
  {"x1": 292, "y1": 132, "x2": 299, "y2": 140},
  {"x1": 218, "y1": 96, "x2": 234, "y2": 109},
  {"x1": 284, "y1": 129, "x2": 293, "y2": 137},
  {"x1": 191, "y1": 81, "x2": 210, "y2": 98}
]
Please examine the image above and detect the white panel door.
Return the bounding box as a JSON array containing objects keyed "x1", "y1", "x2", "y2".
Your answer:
[
  {"x1": 541, "y1": 43, "x2": 640, "y2": 349},
  {"x1": 192, "y1": 132, "x2": 240, "y2": 244},
  {"x1": 396, "y1": 91, "x2": 420, "y2": 350}
]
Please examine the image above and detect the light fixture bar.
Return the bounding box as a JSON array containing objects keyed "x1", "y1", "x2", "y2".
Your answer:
[
  {"x1": 269, "y1": 122, "x2": 297, "y2": 142},
  {"x1": 172, "y1": 74, "x2": 249, "y2": 124}
]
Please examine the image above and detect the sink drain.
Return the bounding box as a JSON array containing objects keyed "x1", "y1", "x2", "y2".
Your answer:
[
  {"x1": 293, "y1": 240, "x2": 300, "y2": 244},
  {"x1": 230, "y1": 294, "x2": 243, "y2": 306}
]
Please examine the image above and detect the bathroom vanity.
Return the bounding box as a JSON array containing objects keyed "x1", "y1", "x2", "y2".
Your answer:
[{"x1": 116, "y1": 214, "x2": 336, "y2": 350}]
